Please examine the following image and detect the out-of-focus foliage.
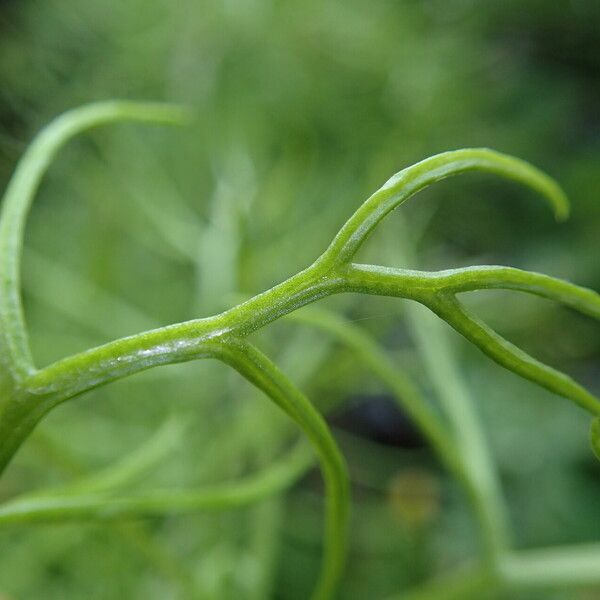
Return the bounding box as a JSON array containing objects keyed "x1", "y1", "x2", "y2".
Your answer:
[{"x1": 0, "y1": 1, "x2": 598, "y2": 599}]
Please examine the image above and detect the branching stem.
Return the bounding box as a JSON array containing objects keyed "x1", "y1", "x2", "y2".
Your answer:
[{"x1": 1, "y1": 102, "x2": 599, "y2": 599}]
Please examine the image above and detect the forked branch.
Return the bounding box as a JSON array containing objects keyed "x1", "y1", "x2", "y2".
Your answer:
[{"x1": 1, "y1": 102, "x2": 599, "y2": 600}]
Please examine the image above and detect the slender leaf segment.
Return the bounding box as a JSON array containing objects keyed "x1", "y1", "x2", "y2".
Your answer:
[
  {"x1": 592, "y1": 418, "x2": 600, "y2": 462},
  {"x1": 0, "y1": 102, "x2": 599, "y2": 599}
]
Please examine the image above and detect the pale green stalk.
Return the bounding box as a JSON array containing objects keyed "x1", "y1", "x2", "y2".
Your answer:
[
  {"x1": 0, "y1": 440, "x2": 313, "y2": 525},
  {"x1": 498, "y1": 543, "x2": 600, "y2": 588},
  {"x1": 405, "y1": 301, "x2": 512, "y2": 559},
  {"x1": 391, "y1": 543, "x2": 600, "y2": 600},
  {"x1": 59, "y1": 417, "x2": 185, "y2": 494}
]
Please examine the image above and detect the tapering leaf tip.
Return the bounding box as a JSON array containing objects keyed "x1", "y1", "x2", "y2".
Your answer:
[{"x1": 591, "y1": 418, "x2": 600, "y2": 462}]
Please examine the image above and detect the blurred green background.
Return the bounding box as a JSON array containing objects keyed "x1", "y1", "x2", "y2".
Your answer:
[{"x1": 0, "y1": 1, "x2": 599, "y2": 598}]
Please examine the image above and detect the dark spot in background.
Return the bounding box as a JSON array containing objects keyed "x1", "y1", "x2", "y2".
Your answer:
[{"x1": 330, "y1": 394, "x2": 425, "y2": 449}]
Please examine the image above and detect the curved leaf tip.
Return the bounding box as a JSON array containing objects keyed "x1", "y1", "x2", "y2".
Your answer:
[
  {"x1": 469, "y1": 147, "x2": 570, "y2": 222},
  {"x1": 549, "y1": 181, "x2": 570, "y2": 222},
  {"x1": 591, "y1": 418, "x2": 600, "y2": 462}
]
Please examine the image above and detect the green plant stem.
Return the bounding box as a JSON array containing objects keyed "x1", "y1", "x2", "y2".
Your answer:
[
  {"x1": 59, "y1": 417, "x2": 185, "y2": 494},
  {"x1": 0, "y1": 101, "x2": 189, "y2": 379},
  {"x1": 343, "y1": 263, "x2": 600, "y2": 320},
  {"x1": 291, "y1": 306, "x2": 511, "y2": 560},
  {"x1": 16, "y1": 413, "x2": 202, "y2": 597},
  {"x1": 344, "y1": 263, "x2": 600, "y2": 417},
  {"x1": 317, "y1": 148, "x2": 568, "y2": 269},
  {"x1": 4, "y1": 133, "x2": 591, "y2": 472},
  {"x1": 410, "y1": 265, "x2": 600, "y2": 318},
  {"x1": 2, "y1": 103, "x2": 600, "y2": 600},
  {"x1": 18, "y1": 257, "x2": 600, "y2": 464},
  {"x1": 0, "y1": 269, "x2": 342, "y2": 472},
  {"x1": 405, "y1": 301, "x2": 512, "y2": 560},
  {"x1": 390, "y1": 543, "x2": 600, "y2": 600},
  {"x1": 4, "y1": 336, "x2": 347, "y2": 600},
  {"x1": 392, "y1": 224, "x2": 512, "y2": 561},
  {"x1": 592, "y1": 418, "x2": 600, "y2": 461},
  {"x1": 5, "y1": 240, "x2": 598, "y2": 599},
  {"x1": 4, "y1": 298, "x2": 507, "y2": 593},
  {"x1": 0, "y1": 439, "x2": 312, "y2": 525},
  {"x1": 498, "y1": 544, "x2": 600, "y2": 588},
  {"x1": 20, "y1": 253, "x2": 509, "y2": 570},
  {"x1": 213, "y1": 339, "x2": 349, "y2": 600},
  {"x1": 425, "y1": 294, "x2": 600, "y2": 416}
]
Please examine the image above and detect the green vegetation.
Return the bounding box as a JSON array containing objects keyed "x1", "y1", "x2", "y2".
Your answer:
[
  {"x1": 0, "y1": 102, "x2": 598, "y2": 598},
  {"x1": 1, "y1": 3, "x2": 599, "y2": 599}
]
